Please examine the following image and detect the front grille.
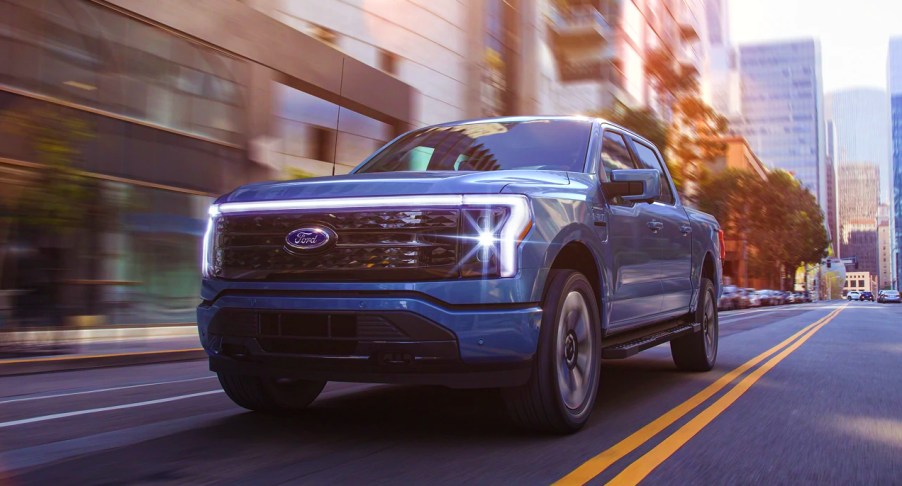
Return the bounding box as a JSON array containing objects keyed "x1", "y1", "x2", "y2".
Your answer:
[{"x1": 212, "y1": 209, "x2": 459, "y2": 280}]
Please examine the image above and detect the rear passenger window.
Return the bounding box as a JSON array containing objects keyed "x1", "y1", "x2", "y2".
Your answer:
[
  {"x1": 599, "y1": 131, "x2": 636, "y2": 181},
  {"x1": 632, "y1": 141, "x2": 674, "y2": 204}
]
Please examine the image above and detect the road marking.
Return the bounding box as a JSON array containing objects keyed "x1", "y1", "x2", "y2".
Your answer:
[
  {"x1": 0, "y1": 390, "x2": 223, "y2": 429},
  {"x1": 606, "y1": 305, "x2": 844, "y2": 485},
  {"x1": 554, "y1": 306, "x2": 845, "y2": 485},
  {"x1": 0, "y1": 348, "x2": 204, "y2": 365},
  {"x1": 0, "y1": 376, "x2": 217, "y2": 405}
]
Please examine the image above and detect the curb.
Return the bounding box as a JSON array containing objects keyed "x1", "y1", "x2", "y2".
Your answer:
[
  {"x1": 0, "y1": 348, "x2": 207, "y2": 376},
  {"x1": 0, "y1": 326, "x2": 198, "y2": 345}
]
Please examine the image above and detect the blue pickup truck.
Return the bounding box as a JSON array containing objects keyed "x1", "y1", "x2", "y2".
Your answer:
[{"x1": 198, "y1": 116, "x2": 723, "y2": 432}]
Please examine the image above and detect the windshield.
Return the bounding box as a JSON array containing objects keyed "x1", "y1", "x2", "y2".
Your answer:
[{"x1": 355, "y1": 119, "x2": 591, "y2": 174}]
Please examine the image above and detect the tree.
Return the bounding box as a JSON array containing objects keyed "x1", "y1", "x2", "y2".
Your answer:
[
  {"x1": 698, "y1": 168, "x2": 829, "y2": 290},
  {"x1": 666, "y1": 97, "x2": 728, "y2": 198},
  {"x1": 641, "y1": 48, "x2": 728, "y2": 198}
]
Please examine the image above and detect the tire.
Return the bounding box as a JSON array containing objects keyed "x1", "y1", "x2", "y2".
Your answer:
[
  {"x1": 502, "y1": 269, "x2": 601, "y2": 433},
  {"x1": 671, "y1": 277, "x2": 718, "y2": 371},
  {"x1": 218, "y1": 372, "x2": 326, "y2": 413}
]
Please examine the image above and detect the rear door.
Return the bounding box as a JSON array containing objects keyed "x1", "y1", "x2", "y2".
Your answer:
[
  {"x1": 629, "y1": 138, "x2": 694, "y2": 318},
  {"x1": 597, "y1": 128, "x2": 663, "y2": 329}
]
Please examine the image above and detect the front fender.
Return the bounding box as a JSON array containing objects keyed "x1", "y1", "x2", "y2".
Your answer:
[{"x1": 520, "y1": 196, "x2": 612, "y2": 330}]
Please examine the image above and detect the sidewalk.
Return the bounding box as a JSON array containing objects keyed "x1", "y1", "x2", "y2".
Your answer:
[{"x1": 0, "y1": 325, "x2": 205, "y2": 376}]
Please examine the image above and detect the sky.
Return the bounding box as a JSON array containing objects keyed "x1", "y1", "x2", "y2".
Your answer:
[{"x1": 729, "y1": 0, "x2": 902, "y2": 93}]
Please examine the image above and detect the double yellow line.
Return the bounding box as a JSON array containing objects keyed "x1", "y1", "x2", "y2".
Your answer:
[{"x1": 555, "y1": 305, "x2": 847, "y2": 485}]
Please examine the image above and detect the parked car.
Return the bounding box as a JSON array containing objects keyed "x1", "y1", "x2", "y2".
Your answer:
[
  {"x1": 198, "y1": 116, "x2": 724, "y2": 433},
  {"x1": 847, "y1": 291, "x2": 861, "y2": 301},
  {"x1": 719, "y1": 285, "x2": 742, "y2": 310},
  {"x1": 756, "y1": 290, "x2": 774, "y2": 306},
  {"x1": 860, "y1": 291, "x2": 875, "y2": 302},
  {"x1": 734, "y1": 288, "x2": 751, "y2": 309},
  {"x1": 878, "y1": 290, "x2": 901, "y2": 303},
  {"x1": 744, "y1": 288, "x2": 761, "y2": 307}
]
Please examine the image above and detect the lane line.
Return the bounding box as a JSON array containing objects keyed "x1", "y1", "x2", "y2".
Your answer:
[
  {"x1": 0, "y1": 348, "x2": 204, "y2": 365},
  {"x1": 0, "y1": 376, "x2": 217, "y2": 405},
  {"x1": 0, "y1": 390, "x2": 223, "y2": 429},
  {"x1": 554, "y1": 306, "x2": 844, "y2": 485},
  {"x1": 606, "y1": 306, "x2": 845, "y2": 485}
]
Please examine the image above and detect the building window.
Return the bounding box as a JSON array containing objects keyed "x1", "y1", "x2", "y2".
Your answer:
[
  {"x1": 0, "y1": 0, "x2": 248, "y2": 145},
  {"x1": 271, "y1": 82, "x2": 391, "y2": 178}
]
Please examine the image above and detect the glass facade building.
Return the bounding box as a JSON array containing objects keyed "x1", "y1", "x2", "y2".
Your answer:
[
  {"x1": 825, "y1": 89, "x2": 890, "y2": 203},
  {"x1": 0, "y1": 0, "x2": 413, "y2": 327},
  {"x1": 825, "y1": 89, "x2": 887, "y2": 279},
  {"x1": 890, "y1": 37, "x2": 902, "y2": 289},
  {"x1": 733, "y1": 40, "x2": 827, "y2": 210}
]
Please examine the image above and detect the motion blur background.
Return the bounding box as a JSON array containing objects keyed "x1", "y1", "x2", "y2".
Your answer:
[{"x1": 0, "y1": 0, "x2": 896, "y2": 332}]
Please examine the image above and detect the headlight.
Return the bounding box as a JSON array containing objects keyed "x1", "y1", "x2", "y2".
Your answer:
[
  {"x1": 201, "y1": 204, "x2": 220, "y2": 278},
  {"x1": 458, "y1": 195, "x2": 532, "y2": 278}
]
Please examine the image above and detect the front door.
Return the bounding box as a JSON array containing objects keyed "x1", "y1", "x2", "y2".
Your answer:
[{"x1": 596, "y1": 129, "x2": 663, "y2": 329}]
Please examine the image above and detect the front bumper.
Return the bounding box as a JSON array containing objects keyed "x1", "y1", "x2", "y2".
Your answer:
[{"x1": 197, "y1": 290, "x2": 542, "y2": 388}]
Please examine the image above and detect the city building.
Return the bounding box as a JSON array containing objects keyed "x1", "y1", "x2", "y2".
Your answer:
[
  {"x1": 879, "y1": 205, "x2": 892, "y2": 289},
  {"x1": 731, "y1": 40, "x2": 827, "y2": 212},
  {"x1": 837, "y1": 164, "x2": 880, "y2": 278},
  {"x1": 709, "y1": 136, "x2": 768, "y2": 289},
  {"x1": 825, "y1": 88, "x2": 890, "y2": 204},
  {"x1": 889, "y1": 37, "x2": 902, "y2": 289},
  {"x1": 843, "y1": 271, "x2": 874, "y2": 294},
  {"x1": 542, "y1": 0, "x2": 708, "y2": 118},
  {"x1": 700, "y1": 0, "x2": 739, "y2": 117},
  {"x1": 0, "y1": 0, "x2": 418, "y2": 326},
  {"x1": 825, "y1": 119, "x2": 839, "y2": 255}
]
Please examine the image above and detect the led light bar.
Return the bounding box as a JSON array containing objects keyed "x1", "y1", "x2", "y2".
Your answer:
[{"x1": 205, "y1": 194, "x2": 532, "y2": 278}]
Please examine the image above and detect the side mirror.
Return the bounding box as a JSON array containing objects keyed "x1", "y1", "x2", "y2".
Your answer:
[{"x1": 602, "y1": 169, "x2": 661, "y2": 203}]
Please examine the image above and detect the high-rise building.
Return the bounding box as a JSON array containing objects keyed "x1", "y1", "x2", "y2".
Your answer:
[
  {"x1": 701, "y1": 0, "x2": 739, "y2": 117},
  {"x1": 825, "y1": 120, "x2": 839, "y2": 255},
  {"x1": 732, "y1": 40, "x2": 827, "y2": 212},
  {"x1": 878, "y1": 205, "x2": 892, "y2": 289},
  {"x1": 838, "y1": 164, "x2": 880, "y2": 277},
  {"x1": 825, "y1": 155, "x2": 839, "y2": 256},
  {"x1": 889, "y1": 37, "x2": 902, "y2": 289},
  {"x1": 825, "y1": 89, "x2": 890, "y2": 203}
]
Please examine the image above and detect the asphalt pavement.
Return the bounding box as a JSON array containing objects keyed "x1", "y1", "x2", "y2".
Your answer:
[{"x1": 0, "y1": 301, "x2": 900, "y2": 484}]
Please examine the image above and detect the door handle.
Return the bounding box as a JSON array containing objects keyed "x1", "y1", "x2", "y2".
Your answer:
[
  {"x1": 680, "y1": 224, "x2": 692, "y2": 235},
  {"x1": 592, "y1": 207, "x2": 608, "y2": 227},
  {"x1": 647, "y1": 221, "x2": 664, "y2": 233}
]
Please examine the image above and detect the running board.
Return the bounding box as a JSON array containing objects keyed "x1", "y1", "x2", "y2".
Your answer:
[{"x1": 601, "y1": 322, "x2": 702, "y2": 359}]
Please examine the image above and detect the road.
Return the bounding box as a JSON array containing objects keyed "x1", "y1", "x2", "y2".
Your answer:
[{"x1": 1, "y1": 301, "x2": 900, "y2": 484}]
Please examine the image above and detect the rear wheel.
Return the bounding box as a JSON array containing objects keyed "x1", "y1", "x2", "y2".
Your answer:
[
  {"x1": 502, "y1": 269, "x2": 601, "y2": 433},
  {"x1": 671, "y1": 277, "x2": 718, "y2": 371},
  {"x1": 218, "y1": 372, "x2": 326, "y2": 413}
]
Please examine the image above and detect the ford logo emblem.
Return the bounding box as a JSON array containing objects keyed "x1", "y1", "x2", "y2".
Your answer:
[{"x1": 285, "y1": 227, "x2": 334, "y2": 251}]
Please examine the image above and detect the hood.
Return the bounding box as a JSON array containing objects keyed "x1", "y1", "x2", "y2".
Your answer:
[{"x1": 220, "y1": 171, "x2": 570, "y2": 203}]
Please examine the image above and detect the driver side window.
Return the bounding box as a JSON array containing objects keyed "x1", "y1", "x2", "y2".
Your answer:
[{"x1": 599, "y1": 130, "x2": 637, "y2": 182}]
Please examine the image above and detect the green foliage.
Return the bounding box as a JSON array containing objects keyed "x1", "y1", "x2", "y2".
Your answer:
[
  {"x1": 697, "y1": 168, "x2": 830, "y2": 289},
  {"x1": 667, "y1": 96, "x2": 728, "y2": 197},
  {"x1": 0, "y1": 104, "x2": 94, "y2": 231}
]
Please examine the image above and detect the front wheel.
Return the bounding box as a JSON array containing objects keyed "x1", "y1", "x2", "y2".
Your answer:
[
  {"x1": 502, "y1": 269, "x2": 601, "y2": 433},
  {"x1": 671, "y1": 277, "x2": 718, "y2": 371}
]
